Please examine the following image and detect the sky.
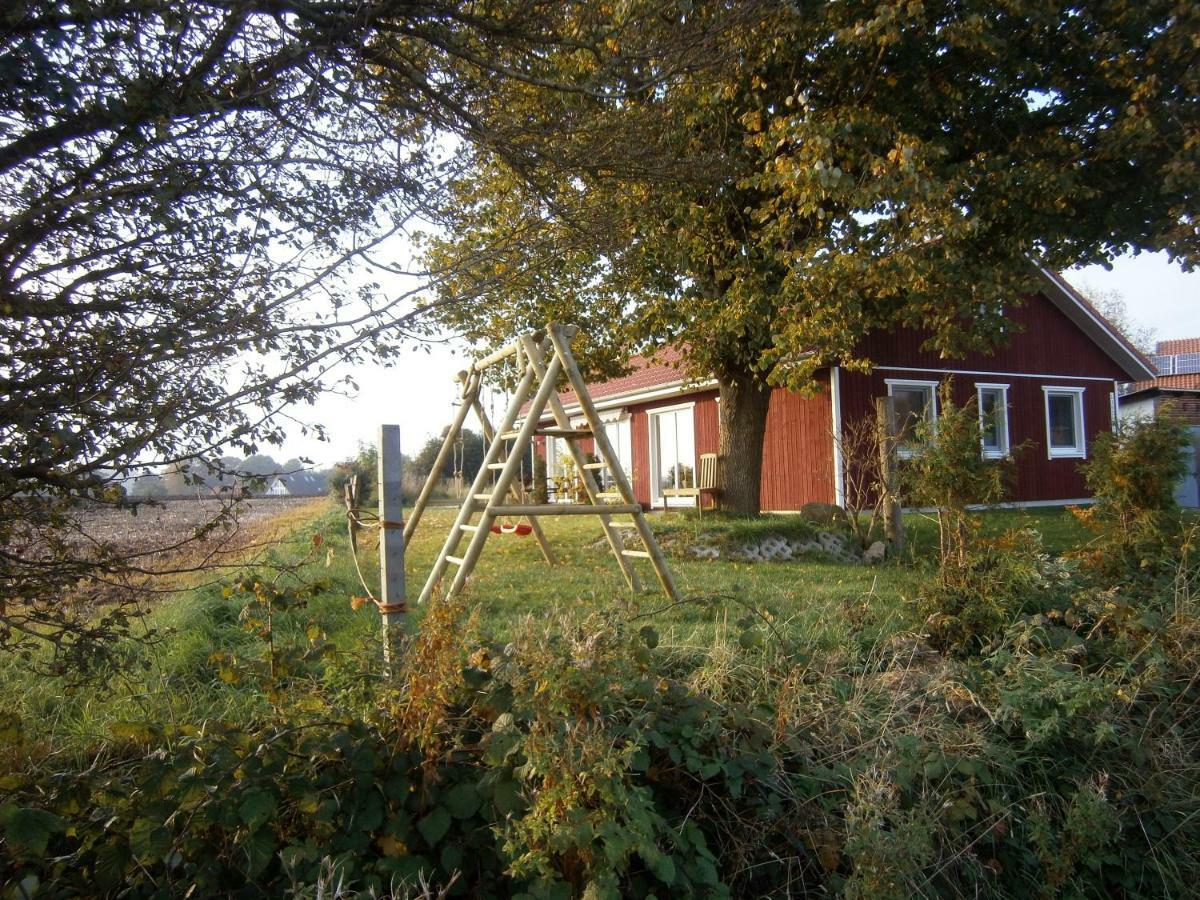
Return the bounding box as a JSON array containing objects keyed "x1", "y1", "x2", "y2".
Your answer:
[{"x1": 278, "y1": 250, "x2": 1199, "y2": 469}]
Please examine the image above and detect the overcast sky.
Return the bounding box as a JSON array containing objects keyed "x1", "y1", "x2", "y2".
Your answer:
[{"x1": 278, "y1": 250, "x2": 1198, "y2": 469}]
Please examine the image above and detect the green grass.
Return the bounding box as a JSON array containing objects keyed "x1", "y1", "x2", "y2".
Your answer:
[
  {"x1": 900, "y1": 504, "x2": 1092, "y2": 557},
  {"x1": 0, "y1": 499, "x2": 1093, "y2": 748}
]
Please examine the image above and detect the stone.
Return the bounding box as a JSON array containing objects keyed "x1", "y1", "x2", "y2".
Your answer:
[{"x1": 863, "y1": 541, "x2": 887, "y2": 564}]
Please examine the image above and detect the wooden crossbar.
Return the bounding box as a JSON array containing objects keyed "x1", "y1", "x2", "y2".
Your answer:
[{"x1": 487, "y1": 503, "x2": 642, "y2": 516}]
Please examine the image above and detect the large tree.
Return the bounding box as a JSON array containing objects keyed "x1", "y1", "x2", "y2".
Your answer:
[
  {"x1": 0, "y1": 0, "x2": 713, "y2": 667},
  {"x1": 424, "y1": 0, "x2": 1198, "y2": 513}
]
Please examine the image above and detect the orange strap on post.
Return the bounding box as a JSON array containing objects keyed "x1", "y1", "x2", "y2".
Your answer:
[{"x1": 375, "y1": 600, "x2": 408, "y2": 614}]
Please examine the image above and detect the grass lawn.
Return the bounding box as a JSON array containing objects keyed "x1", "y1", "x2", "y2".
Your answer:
[{"x1": 0, "y1": 497, "x2": 1094, "y2": 747}]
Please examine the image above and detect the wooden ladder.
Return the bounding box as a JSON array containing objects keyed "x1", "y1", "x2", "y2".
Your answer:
[{"x1": 417, "y1": 325, "x2": 680, "y2": 605}]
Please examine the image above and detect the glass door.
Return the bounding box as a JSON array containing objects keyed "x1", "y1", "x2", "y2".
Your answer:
[{"x1": 649, "y1": 405, "x2": 696, "y2": 507}]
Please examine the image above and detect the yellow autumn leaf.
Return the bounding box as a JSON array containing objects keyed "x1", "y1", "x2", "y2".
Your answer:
[{"x1": 377, "y1": 834, "x2": 408, "y2": 857}]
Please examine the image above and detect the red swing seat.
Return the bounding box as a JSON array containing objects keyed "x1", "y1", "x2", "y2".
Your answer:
[{"x1": 490, "y1": 521, "x2": 533, "y2": 536}]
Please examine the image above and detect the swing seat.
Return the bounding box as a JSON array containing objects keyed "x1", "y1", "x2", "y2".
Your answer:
[{"x1": 491, "y1": 521, "x2": 533, "y2": 536}]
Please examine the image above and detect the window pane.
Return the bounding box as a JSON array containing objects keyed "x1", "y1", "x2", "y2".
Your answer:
[
  {"x1": 891, "y1": 386, "x2": 931, "y2": 443},
  {"x1": 1048, "y1": 394, "x2": 1077, "y2": 447},
  {"x1": 655, "y1": 414, "x2": 677, "y2": 490},
  {"x1": 652, "y1": 408, "x2": 695, "y2": 503},
  {"x1": 601, "y1": 420, "x2": 631, "y2": 488},
  {"x1": 980, "y1": 390, "x2": 1001, "y2": 450},
  {"x1": 676, "y1": 411, "x2": 695, "y2": 488}
]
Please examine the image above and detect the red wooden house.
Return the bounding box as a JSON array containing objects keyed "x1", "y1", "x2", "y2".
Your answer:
[{"x1": 534, "y1": 268, "x2": 1154, "y2": 511}]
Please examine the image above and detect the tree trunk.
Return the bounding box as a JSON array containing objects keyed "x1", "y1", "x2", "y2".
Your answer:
[{"x1": 717, "y1": 366, "x2": 773, "y2": 515}]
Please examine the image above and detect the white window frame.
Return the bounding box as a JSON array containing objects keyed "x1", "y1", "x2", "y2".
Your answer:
[
  {"x1": 543, "y1": 435, "x2": 573, "y2": 502},
  {"x1": 976, "y1": 383, "x2": 1011, "y2": 459},
  {"x1": 1042, "y1": 387, "x2": 1087, "y2": 459},
  {"x1": 885, "y1": 379, "x2": 940, "y2": 459},
  {"x1": 597, "y1": 412, "x2": 632, "y2": 489},
  {"x1": 648, "y1": 401, "x2": 697, "y2": 508}
]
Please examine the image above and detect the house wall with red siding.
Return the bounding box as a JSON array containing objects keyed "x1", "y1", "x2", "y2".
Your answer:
[
  {"x1": 625, "y1": 383, "x2": 835, "y2": 510},
  {"x1": 759, "y1": 375, "x2": 837, "y2": 510},
  {"x1": 838, "y1": 368, "x2": 1115, "y2": 503},
  {"x1": 856, "y1": 291, "x2": 1131, "y2": 381},
  {"x1": 835, "y1": 290, "x2": 1128, "y2": 503}
]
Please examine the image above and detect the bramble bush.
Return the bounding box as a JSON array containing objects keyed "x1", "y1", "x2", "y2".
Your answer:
[{"x1": 4, "y1": 562, "x2": 1200, "y2": 898}]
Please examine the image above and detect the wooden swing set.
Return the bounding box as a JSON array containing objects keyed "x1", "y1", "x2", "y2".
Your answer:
[{"x1": 405, "y1": 324, "x2": 680, "y2": 605}]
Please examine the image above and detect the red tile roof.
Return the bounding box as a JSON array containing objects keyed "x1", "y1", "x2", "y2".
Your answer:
[
  {"x1": 554, "y1": 346, "x2": 688, "y2": 408},
  {"x1": 1126, "y1": 373, "x2": 1200, "y2": 395},
  {"x1": 521, "y1": 346, "x2": 698, "y2": 417},
  {"x1": 1156, "y1": 338, "x2": 1200, "y2": 356}
]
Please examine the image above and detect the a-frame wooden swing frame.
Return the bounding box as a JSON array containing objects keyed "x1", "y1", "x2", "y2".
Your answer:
[{"x1": 408, "y1": 324, "x2": 680, "y2": 606}]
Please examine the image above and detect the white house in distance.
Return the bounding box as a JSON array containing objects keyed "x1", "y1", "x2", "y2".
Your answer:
[{"x1": 265, "y1": 471, "x2": 329, "y2": 497}]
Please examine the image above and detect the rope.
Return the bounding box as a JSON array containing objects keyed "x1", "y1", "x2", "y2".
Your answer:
[
  {"x1": 344, "y1": 506, "x2": 406, "y2": 614},
  {"x1": 452, "y1": 432, "x2": 465, "y2": 499}
]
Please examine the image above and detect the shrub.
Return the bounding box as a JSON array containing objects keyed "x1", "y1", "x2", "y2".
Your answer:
[
  {"x1": 903, "y1": 384, "x2": 1014, "y2": 579},
  {"x1": 834, "y1": 413, "x2": 889, "y2": 551},
  {"x1": 1074, "y1": 413, "x2": 1192, "y2": 585},
  {"x1": 902, "y1": 385, "x2": 1039, "y2": 652},
  {"x1": 4, "y1": 577, "x2": 1200, "y2": 898}
]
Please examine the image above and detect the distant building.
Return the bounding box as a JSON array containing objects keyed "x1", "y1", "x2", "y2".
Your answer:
[
  {"x1": 1117, "y1": 338, "x2": 1200, "y2": 507},
  {"x1": 265, "y1": 471, "x2": 329, "y2": 497},
  {"x1": 1119, "y1": 338, "x2": 1200, "y2": 427}
]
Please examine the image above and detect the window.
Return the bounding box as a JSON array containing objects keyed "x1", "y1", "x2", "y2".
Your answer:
[
  {"x1": 885, "y1": 379, "x2": 939, "y2": 457},
  {"x1": 1043, "y1": 387, "x2": 1086, "y2": 458},
  {"x1": 598, "y1": 414, "x2": 632, "y2": 490},
  {"x1": 544, "y1": 435, "x2": 572, "y2": 501},
  {"x1": 649, "y1": 404, "x2": 696, "y2": 507},
  {"x1": 976, "y1": 384, "x2": 1010, "y2": 459}
]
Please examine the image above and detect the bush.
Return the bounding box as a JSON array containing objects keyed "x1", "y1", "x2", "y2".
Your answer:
[
  {"x1": 4, "y1": 577, "x2": 1200, "y2": 898},
  {"x1": 329, "y1": 443, "x2": 379, "y2": 504},
  {"x1": 1074, "y1": 413, "x2": 1192, "y2": 585},
  {"x1": 903, "y1": 384, "x2": 1014, "y2": 579},
  {"x1": 902, "y1": 385, "x2": 1035, "y2": 652}
]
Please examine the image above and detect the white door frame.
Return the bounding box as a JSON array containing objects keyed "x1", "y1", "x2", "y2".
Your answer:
[{"x1": 647, "y1": 402, "x2": 697, "y2": 508}]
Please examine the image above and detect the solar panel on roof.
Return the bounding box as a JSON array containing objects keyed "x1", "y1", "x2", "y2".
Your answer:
[{"x1": 1152, "y1": 353, "x2": 1200, "y2": 376}]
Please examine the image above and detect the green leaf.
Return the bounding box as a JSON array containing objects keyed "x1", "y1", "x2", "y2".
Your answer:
[
  {"x1": 491, "y1": 776, "x2": 522, "y2": 816},
  {"x1": 239, "y1": 791, "x2": 277, "y2": 830},
  {"x1": 281, "y1": 843, "x2": 318, "y2": 873},
  {"x1": 492, "y1": 712, "x2": 516, "y2": 732},
  {"x1": 129, "y1": 817, "x2": 172, "y2": 861},
  {"x1": 737, "y1": 628, "x2": 762, "y2": 649},
  {"x1": 482, "y1": 729, "x2": 521, "y2": 766},
  {"x1": 440, "y1": 842, "x2": 464, "y2": 874},
  {"x1": 651, "y1": 854, "x2": 677, "y2": 885},
  {"x1": 243, "y1": 827, "x2": 276, "y2": 876},
  {"x1": 417, "y1": 807, "x2": 452, "y2": 846},
  {"x1": 3, "y1": 807, "x2": 64, "y2": 855},
  {"x1": 95, "y1": 842, "x2": 132, "y2": 890},
  {"x1": 444, "y1": 783, "x2": 481, "y2": 820}
]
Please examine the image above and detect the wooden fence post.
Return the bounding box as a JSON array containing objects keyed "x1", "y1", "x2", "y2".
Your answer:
[
  {"x1": 377, "y1": 425, "x2": 406, "y2": 673},
  {"x1": 875, "y1": 397, "x2": 905, "y2": 554}
]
